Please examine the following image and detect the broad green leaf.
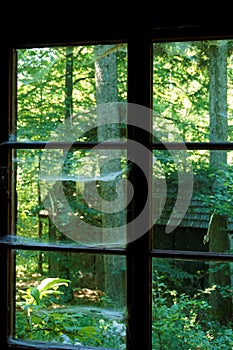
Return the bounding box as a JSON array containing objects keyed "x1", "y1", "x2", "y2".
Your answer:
[
  {"x1": 30, "y1": 287, "x2": 41, "y2": 305},
  {"x1": 37, "y1": 277, "x2": 71, "y2": 292}
]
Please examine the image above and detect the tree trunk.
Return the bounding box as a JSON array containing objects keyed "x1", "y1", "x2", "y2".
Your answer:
[
  {"x1": 48, "y1": 47, "x2": 75, "y2": 302},
  {"x1": 208, "y1": 41, "x2": 232, "y2": 323},
  {"x1": 208, "y1": 213, "x2": 232, "y2": 323},
  {"x1": 94, "y1": 45, "x2": 126, "y2": 307}
]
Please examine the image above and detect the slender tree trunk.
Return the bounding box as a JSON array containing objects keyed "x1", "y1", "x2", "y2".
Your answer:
[
  {"x1": 48, "y1": 47, "x2": 75, "y2": 302},
  {"x1": 94, "y1": 45, "x2": 126, "y2": 307},
  {"x1": 208, "y1": 41, "x2": 232, "y2": 323}
]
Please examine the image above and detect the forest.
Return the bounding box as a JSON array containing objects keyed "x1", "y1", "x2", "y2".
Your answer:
[{"x1": 13, "y1": 40, "x2": 233, "y2": 349}]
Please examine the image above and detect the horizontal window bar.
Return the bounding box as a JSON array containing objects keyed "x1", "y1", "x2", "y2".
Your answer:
[
  {"x1": 8, "y1": 337, "x2": 112, "y2": 349},
  {"x1": 151, "y1": 249, "x2": 233, "y2": 261},
  {"x1": 152, "y1": 142, "x2": 233, "y2": 150},
  {"x1": 0, "y1": 141, "x2": 127, "y2": 150},
  {"x1": 1, "y1": 141, "x2": 233, "y2": 150},
  {"x1": 6, "y1": 237, "x2": 233, "y2": 260},
  {"x1": 0, "y1": 236, "x2": 126, "y2": 255}
]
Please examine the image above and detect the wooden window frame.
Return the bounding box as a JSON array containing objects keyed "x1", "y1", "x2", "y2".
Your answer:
[{"x1": 1, "y1": 23, "x2": 233, "y2": 350}]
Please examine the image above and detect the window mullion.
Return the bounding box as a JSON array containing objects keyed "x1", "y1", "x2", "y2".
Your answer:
[
  {"x1": 0, "y1": 47, "x2": 15, "y2": 350},
  {"x1": 127, "y1": 33, "x2": 153, "y2": 350}
]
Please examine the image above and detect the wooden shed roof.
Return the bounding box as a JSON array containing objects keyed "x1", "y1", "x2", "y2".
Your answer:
[{"x1": 156, "y1": 194, "x2": 233, "y2": 231}]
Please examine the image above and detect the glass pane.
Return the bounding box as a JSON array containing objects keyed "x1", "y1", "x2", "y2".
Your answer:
[
  {"x1": 15, "y1": 250, "x2": 126, "y2": 349},
  {"x1": 15, "y1": 149, "x2": 128, "y2": 248},
  {"x1": 16, "y1": 44, "x2": 127, "y2": 142},
  {"x1": 153, "y1": 150, "x2": 233, "y2": 253},
  {"x1": 152, "y1": 258, "x2": 233, "y2": 349},
  {"x1": 153, "y1": 39, "x2": 233, "y2": 142}
]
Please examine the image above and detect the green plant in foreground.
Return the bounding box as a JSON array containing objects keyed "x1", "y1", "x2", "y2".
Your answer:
[
  {"x1": 18, "y1": 277, "x2": 71, "y2": 306},
  {"x1": 152, "y1": 277, "x2": 233, "y2": 349},
  {"x1": 16, "y1": 277, "x2": 98, "y2": 345}
]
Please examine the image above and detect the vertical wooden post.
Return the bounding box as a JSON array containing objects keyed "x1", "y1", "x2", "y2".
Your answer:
[{"x1": 127, "y1": 28, "x2": 153, "y2": 350}]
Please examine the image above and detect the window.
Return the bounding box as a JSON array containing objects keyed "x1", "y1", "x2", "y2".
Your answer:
[{"x1": 1, "y1": 24, "x2": 233, "y2": 350}]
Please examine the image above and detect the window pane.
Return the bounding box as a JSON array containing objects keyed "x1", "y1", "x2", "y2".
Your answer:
[
  {"x1": 15, "y1": 250, "x2": 126, "y2": 348},
  {"x1": 152, "y1": 258, "x2": 233, "y2": 349},
  {"x1": 15, "y1": 149, "x2": 128, "y2": 248},
  {"x1": 153, "y1": 39, "x2": 233, "y2": 142},
  {"x1": 153, "y1": 150, "x2": 233, "y2": 253},
  {"x1": 16, "y1": 45, "x2": 127, "y2": 142}
]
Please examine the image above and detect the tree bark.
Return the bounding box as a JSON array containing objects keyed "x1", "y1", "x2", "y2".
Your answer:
[
  {"x1": 94, "y1": 45, "x2": 126, "y2": 307},
  {"x1": 48, "y1": 47, "x2": 75, "y2": 302},
  {"x1": 208, "y1": 41, "x2": 232, "y2": 323}
]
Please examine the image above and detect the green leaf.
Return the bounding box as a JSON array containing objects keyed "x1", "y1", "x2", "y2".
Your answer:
[
  {"x1": 37, "y1": 277, "x2": 71, "y2": 292},
  {"x1": 78, "y1": 326, "x2": 98, "y2": 337},
  {"x1": 30, "y1": 287, "x2": 41, "y2": 305}
]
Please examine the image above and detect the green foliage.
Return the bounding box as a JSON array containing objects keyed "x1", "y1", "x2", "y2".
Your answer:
[
  {"x1": 153, "y1": 41, "x2": 210, "y2": 143},
  {"x1": 16, "y1": 276, "x2": 126, "y2": 347},
  {"x1": 152, "y1": 275, "x2": 233, "y2": 349},
  {"x1": 16, "y1": 277, "x2": 98, "y2": 346},
  {"x1": 15, "y1": 263, "x2": 233, "y2": 348},
  {"x1": 18, "y1": 277, "x2": 71, "y2": 306},
  {"x1": 14, "y1": 40, "x2": 233, "y2": 349},
  {"x1": 198, "y1": 162, "x2": 233, "y2": 219},
  {"x1": 152, "y1": 259, "x2": 233, "y2": 349}
]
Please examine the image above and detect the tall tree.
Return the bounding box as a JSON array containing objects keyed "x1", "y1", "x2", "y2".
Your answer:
[
  {"x1": 48, "y1": 47, "x2": 75, "y2": 302},
  {"x1": 207, "y1": 40, "x2": 232, "y2": 323},
  {"x1": 94, "y1": 45, "x2": 126, "y2": 307}
]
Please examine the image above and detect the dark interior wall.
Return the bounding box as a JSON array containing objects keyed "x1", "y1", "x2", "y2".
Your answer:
[{"x1": 3, "y1": 5, "x2": 233, "y2": 49}]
